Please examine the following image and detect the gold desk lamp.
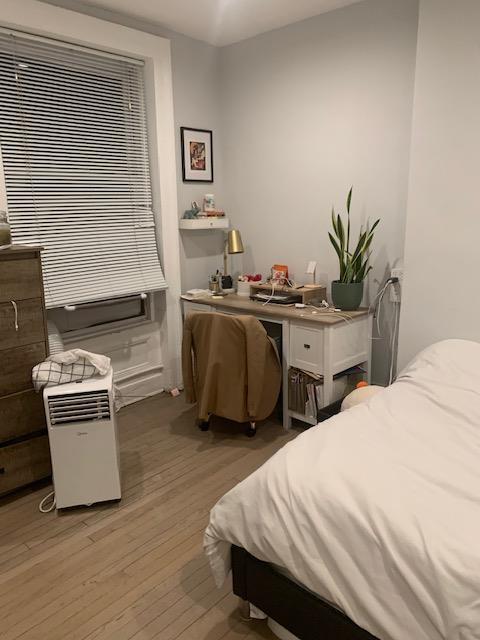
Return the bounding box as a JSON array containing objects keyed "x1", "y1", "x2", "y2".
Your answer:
[{"x1": 222, "y1": 229, "x2": 244, "y2": 290}]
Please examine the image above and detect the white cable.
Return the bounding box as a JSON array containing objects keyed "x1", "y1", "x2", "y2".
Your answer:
[
  {"x1": 373, "y1": 283, "x2": 390, "y2": 338},
  {"x1": 376, "y1": 286, "x2": 387, "y2": 338},
  {"x1": 39, "y1": 491, "x2": 56, "y2": 513},
  {"x1": 262, "y1": 281, "x2": 276, "y2": 305},
  {"x1": 369, "y1": 279, "x2": 399, "y2": 345},
  {"x1": 305, "y1": 303, "x2": 353, "y2": 324},
  {"x1": 389, "y1": 301, "x2": 400, "y2": 385},
  {"x1": 368, "y1": 282, "x2": 389, "y2": 315}
]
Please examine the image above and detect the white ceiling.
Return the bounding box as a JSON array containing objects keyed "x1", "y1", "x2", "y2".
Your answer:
[{"x1": 74, "y1": 0, "x2": 363, "y2": 47}]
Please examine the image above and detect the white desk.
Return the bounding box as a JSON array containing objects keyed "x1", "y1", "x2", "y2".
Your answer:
[{"x1": 181, "y1": 294, "x2": 372, "y2": 429}]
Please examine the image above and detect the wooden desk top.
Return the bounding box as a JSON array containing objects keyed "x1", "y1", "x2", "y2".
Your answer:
[{"x1": 181, "y1": 293, "x2": 370, "y2": 326}]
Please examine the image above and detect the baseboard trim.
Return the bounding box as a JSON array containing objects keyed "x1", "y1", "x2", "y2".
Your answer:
[{"x1": 115, "y1": 368, "x2": 165, "y2": 407}]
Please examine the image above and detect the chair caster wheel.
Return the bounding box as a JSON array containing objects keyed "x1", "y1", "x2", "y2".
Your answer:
[
  {"x1": 198, "y1": 421, "x2": 210, "y2": 432},
  {"x1": 245, "y1": 423, "x2": 256, "y2": 438}
]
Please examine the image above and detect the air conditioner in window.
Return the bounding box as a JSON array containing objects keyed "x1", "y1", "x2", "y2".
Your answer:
[{"x1": 43, "y1": 368, "x2": 121, "y2": 509}]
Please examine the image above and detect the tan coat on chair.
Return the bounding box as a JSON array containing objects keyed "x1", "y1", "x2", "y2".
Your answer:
[{"x1": 182, "y1": 312, "x2": 281, "y2": 423}]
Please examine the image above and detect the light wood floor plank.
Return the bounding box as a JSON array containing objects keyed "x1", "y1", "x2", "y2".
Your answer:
[{"x1": 0, "y1": 393, "x2": 298, "y2": 640}]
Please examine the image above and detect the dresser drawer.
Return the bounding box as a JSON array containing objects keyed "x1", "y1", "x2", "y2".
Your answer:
[
  {"x1": 0, "y1": 299, "x2": 45, "y2": 350},
  {"x1": 0, "y1": 258, "x2": 43, "y2": 303},
  {"x1": 0, "y1": 389, "x2": 46, "y2": 444},
  {"x1": 0, "y1": 343, "x2": 46, "y2": 396},
  {"x1": 290, "y1": 324, "x2": 324, "y2": 374},
  {"x1": 0, "y1": 435, "x2": 51, "y2": 496}
]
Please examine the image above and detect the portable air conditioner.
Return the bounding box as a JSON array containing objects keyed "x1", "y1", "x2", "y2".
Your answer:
[{"x1": 43, "y1": 368, "x2": 121, "y2": 509}]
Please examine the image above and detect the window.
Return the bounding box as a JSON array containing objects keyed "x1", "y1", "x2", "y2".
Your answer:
[
  {"x1": 0, "y1": 30, "x2": 167, "y2": 309},
  {"x1": 48, "y1": 293, "x2": 151, "y2": 338}
]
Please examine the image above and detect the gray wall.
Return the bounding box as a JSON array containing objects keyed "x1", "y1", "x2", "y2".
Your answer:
[
  {"x1": 399, "y1": 0, "x2": 480, "y2": 368},
  {"x1": 40, "y1": 0, "x2": 226, "y2": 292},
  {"x1": 219, "y1": 0, "x2": 419, "y2": 383},
  {"x1": 41, "y1": 0, "x2": 421, "y2": 383}
]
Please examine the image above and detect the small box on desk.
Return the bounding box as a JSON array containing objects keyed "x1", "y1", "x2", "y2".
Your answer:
[{"x1": 249, "y1": 283, "x2": 326, "y2": 305}]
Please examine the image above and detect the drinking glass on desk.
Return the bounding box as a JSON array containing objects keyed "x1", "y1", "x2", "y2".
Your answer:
[{"x1": 209, "y1": 276, "x2": 220, "y2": 294}]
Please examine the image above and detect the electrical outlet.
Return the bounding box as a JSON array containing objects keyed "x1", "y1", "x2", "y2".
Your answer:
[{"x1": 390, "y1": 268, "x2": 403, "y2": 303}]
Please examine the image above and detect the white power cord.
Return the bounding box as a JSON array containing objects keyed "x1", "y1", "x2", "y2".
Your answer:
[
  {"x1": 305, "y1": 302, "x2": 353, "y2": 325},
  {"x1": 39, "y1": 491, "x2": 56, "y2": 513},
  {"x1": 262, "y1": 281, "x2": 277, "y2": 305},
  {"x1": 370, "y1": 277, "x2": 401, "y2": 384},
  {"x1": 369, "y1": 281, "x2": 391, "y2": 338},
  {"x1": 389, "y1": 300, "x2": 401, "y2": 385}
]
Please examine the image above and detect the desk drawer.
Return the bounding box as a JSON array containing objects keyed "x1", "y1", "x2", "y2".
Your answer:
[
  {"x1": 0, "y1": 435, "x2": 51, "y2": 496},
  {"x1": 0, "y1": 343, "x2": 46, "y2": 396},
  {"x1": 0, "y1": 389, "x2": 46, "y2": 444},
  {"x1": 0, "y1": 258, "x2": 42, "y2": 303},
  {"x1": 290, "y1": 324, "x2": 323, "y2": 374},
  {"x1": 0, "y1": 299, "x2": 45, "y2": 350}
]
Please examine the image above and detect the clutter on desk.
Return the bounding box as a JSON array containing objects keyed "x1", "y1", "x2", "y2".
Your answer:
[
  {"x1": 305, "y1": 260, "x2": 317, "y2": 287},
  {"x1": 184, "y1": 288, "x2": 212, "y2": 299},
  {"x1": 237, "y1": 273, "x2": 263, "y2": 297},
  {"x1": 250, "y1": 282, "x2": 327, "y2": 305},
  {"x1": 237, "y1": 281, "x2": 251, "y2": 297},
  {"x1": 238, "y1": 274, "x2": 262, "y2": 282},
  {"x1": 221, "y1": 274, "x2": 233, "y2": 291},
  {"x1": 209, "y1": 272, "x2": 221, "y2": 295},
  {"x1": 271, "y1": 264, "x2": 289, "y2": 285}
]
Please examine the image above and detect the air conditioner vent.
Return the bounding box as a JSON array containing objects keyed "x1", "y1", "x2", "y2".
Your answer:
[{"x1": 48, "y1": 390, "x2": 111, "y2": 426}]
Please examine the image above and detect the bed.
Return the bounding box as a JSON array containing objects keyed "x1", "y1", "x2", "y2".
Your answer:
[{"x1": 204, "y1": 340, "x2": 480, "y2": 640}]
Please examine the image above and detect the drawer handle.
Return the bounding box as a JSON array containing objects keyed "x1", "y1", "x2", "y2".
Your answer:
[
  {"x1": 10, "y1": 300, "x2": 19, "y2": 332},
  {"x1": 0, "y1": 467, "x2": 4, "y2": 475},
  {"x1": 303, "y1": 343, "x2": 311, "y2": 350}
]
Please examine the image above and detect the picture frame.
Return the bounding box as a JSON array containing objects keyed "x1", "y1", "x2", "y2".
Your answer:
[{"x1": 180, "y1": 127, "x2": 213, "y2": 183}]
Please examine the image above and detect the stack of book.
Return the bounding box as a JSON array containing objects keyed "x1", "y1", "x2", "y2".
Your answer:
[
  {"x1": 288, "y1": 366, "x2": 365, "y2": 420},
  {"x1": 288, "y1": 369, "x2": 323, "y2": 420}
]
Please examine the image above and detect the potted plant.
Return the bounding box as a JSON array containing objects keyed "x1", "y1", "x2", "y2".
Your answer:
[{"x1": 328, "y1": 188, "x2": 380, "y2": 310}]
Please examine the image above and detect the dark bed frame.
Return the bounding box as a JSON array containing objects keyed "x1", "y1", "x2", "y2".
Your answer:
[{"x1": 231, "y1": 546, "x2": 379, "y2": 640}]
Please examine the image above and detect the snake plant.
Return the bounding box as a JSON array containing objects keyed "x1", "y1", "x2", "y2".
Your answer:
[{"x1": 328, "y1": 187, "x2": 380, "y2": 284}]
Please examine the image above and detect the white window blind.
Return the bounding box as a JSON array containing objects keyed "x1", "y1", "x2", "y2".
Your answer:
[{"x1": 0, "y1": 30, "x2": 167, "y2": 309}]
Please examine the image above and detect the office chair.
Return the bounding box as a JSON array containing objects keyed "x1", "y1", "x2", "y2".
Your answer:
[{"x1": 182, "y1": 311, "x2": 281, "y2": 437}]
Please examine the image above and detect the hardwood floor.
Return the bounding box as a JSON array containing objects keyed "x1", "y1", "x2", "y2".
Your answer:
[{"x1": 0, "y1": 394, "x2": 298, "y2": 640}]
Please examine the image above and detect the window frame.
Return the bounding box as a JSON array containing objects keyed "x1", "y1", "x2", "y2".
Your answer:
[{"x1": 0, "y1": 0, "x2": 182, "y2": 385}]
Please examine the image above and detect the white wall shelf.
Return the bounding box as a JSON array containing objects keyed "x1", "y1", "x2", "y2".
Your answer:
[{"x1": 179, "y1": 218, "x2": 229, "y2": 230}]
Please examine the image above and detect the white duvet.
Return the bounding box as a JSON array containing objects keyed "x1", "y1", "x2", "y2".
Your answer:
[{"x1": 204, "y1": 340, "x2": 480, "y2": 640}]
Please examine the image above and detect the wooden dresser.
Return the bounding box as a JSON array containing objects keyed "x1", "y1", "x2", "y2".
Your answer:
[{"x1": 0, "y1": 245, "x2": 51, "y2": 496}]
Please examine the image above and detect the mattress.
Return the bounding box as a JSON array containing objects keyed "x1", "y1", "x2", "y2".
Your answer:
[{"x1": 204, "y1": 340, "x2": 480, "y2": 640}]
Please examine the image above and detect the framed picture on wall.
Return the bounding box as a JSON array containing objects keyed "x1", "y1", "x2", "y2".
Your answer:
[{"x1": 180, "y1": 127, "x2": 213, "y2": 182}]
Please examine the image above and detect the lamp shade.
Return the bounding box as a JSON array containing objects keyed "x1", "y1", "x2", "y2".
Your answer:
[{"x1": 227, "y1": 229, "x2": 244, "y2": 254}]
